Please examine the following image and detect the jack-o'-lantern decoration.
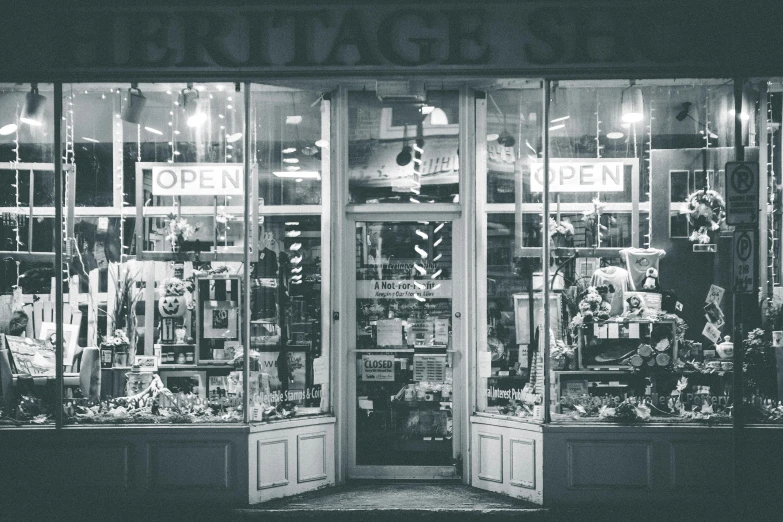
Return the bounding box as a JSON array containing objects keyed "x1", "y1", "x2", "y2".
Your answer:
[{"x1": 159, "y1": 295, "x2": 187, "y2": 318}]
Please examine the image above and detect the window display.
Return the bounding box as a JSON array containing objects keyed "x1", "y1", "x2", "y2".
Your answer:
[
  {"x1": 0, "y1": 83, "x2": 330, "y2": 426},
  {"x1": 479, "y1": 80, "x2": 745, "y2": 424},
  {"x1": 0, "y1": 83, "x2": 57, "y2": 426}
]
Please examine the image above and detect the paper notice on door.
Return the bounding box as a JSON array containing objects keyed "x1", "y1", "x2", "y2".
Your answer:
[
  {"x1": 376, "y1": 319, "x2": 403, "y2": 346},
  {"x1": 479, "y1": 351, "x2": 492, "y2": 378},
  {"x1": 313, "y1": 356, "x2": 328, "y2": 384}
]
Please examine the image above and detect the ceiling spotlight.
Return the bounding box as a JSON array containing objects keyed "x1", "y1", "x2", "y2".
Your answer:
[
  {"x1": 675, "y1": 102, "x2": 692, "y2": 122},
  {"x1": 121, "y1": 84, "x2": 146, "y2": 124},
  {"x1": 606, "y1": 131, "x2": 624, "y2": 140},
  {"x1": 20, "y1": 83, "x2": 46, "y2": 127},
  {"x1": 0, "y1": 124, "x2": 18, "y2": 136},
  {"x1": 225, "y1": 132, "x2": 243, "y2": 143},
  {"x1": 180, "y1": 83, "x2": 206, "y2": 127},
  {"x1": 621, "y1": 84, "x2": 644, "y2": 123}
]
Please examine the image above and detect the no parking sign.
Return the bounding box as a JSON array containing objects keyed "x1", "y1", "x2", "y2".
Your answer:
[{"x1": 725, "y1": 162, "x2": 759, "y2": 225}]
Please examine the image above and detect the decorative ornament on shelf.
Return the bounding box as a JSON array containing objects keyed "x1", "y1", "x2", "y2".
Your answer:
[
  {"x1": 683, "y1": 189, "x2": 725, "y2": 244},
  {"x1": 159, "y1": 277, "x2": 188, "y2": 318}
]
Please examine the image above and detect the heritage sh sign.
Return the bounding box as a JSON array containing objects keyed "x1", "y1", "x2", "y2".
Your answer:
[
  {"x1": 528, "y1": 159, "x2": 627, "y2": 192},
  {"x1": 151, "y1": 164, "x2": 244, "y2": 196},
  {"x1": 725, "y1": 161, "x2": 759, "y2": 225},
  {"x1": 733, "y1": 229, "x2": 755, "y2": 293}
]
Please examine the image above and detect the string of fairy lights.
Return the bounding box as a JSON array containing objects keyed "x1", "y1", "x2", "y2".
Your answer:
[
  {"x1": 12, "y1": 101, "x2": 21, "y2": 290},
  {"x1": 767, "y1": 87, "x2": 777, "y2": 291},
  {"x1": 644, "y1": 104, "x2": 654, "y2": 249}
]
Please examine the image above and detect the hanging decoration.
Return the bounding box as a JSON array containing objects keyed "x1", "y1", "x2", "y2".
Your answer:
[{"x1": 684, "y1": 189, "x2": 726, "y2": 244}]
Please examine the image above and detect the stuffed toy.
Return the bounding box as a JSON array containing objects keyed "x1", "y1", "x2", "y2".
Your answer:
[
  {"x1": 624, "y1": 294, "x2": 646, "y2": 317},
  {"x1": 642, "y1": 267, "x2": 659, "y2": 291}
]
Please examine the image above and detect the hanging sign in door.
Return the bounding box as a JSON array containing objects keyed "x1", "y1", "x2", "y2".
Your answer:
[{"x1": 361, "y1": 354, "x2": 395, "y2": 382}]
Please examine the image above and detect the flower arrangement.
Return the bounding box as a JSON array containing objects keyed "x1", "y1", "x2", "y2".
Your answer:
[
  {"x1": 550, "y1": 338, "x2": 575, "y2": 370},
  {"x1": 541, "y1": 216, "x2": 574, "y2": 248},
  {"x1": 102, "y1": 329, "x2": 130, "y2": 347},
  {"x1": 684, "y1": 189, "x2": 725, "y2": 243},
  {"x1": 165, "y1": 213, "x2": 199, "y2": 250},
  {"x1": 162, "y1": 277, "x2": 187, "y2": 297},
  {"x1": 598, "y1": 398, "x2": 651, "y2": 422}
]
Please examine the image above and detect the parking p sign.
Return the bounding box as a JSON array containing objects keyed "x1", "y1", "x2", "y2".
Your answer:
[
  {"x1": 733, "y1": 229, "x2": 755, "y2": 293},
  {"x1": 725, "y1": 161, "x2": 759, "y2": 225}
]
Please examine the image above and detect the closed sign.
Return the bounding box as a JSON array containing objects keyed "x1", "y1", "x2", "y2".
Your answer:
[
  {"x1": 361, "y1": 354, "x2": 395, "y2": 381},
  {"x1": 151, "y1": 164, "x2": 244, "y2": 196}
]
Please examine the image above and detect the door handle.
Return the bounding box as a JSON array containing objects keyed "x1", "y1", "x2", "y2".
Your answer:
[{"x1": 454, "y1": 312, "x2": 461, "y2": 318}]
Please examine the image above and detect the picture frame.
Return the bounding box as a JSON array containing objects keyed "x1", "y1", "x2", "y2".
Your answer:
[
  {"x1": 134, "y1": 355, "x2": 158, "y2": 373},
  {"x1": 203, "y1": 301, "x2": 238, "y2": 340},
  {"x1": 38, "y1": 322, "x2": 80, "y2": 367},
  {"x1": 513, "y1": 293, "x2": 562, "y2": 347},
  {"x1": 161, "y1": 370, "x2": 206, "y2": 398}
]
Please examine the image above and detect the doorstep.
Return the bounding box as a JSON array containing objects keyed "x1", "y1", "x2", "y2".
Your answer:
[{"x1": 235, "y1": 483, "x2": 548, "y2": 521}]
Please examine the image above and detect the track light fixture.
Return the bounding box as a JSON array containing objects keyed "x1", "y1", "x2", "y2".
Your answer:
[
  {"x1": 121, "y1": 83, "x2": 146, "y2": 124},
  {"x1": 621, "y1": 83, "x2": 644, "y2": 123},
  {"x1": 20, "y1": 83, "x2": 46, "y2": 126}
]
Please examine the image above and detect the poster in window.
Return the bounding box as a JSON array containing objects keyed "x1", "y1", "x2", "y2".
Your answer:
[{"x1": 203, "y1": 301, "x2": 238, "y2": 339}]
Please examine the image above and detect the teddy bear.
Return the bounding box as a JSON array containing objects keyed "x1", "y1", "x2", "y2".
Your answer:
[
  {"x1": 642, "y1": 267, "x2": 659, "y2": 291},
  {"x1": 624, "y1": 294, "x2": 646, "y2": 317}
]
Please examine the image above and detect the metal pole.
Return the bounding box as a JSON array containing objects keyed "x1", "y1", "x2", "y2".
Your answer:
[
  {"x1": 243, "y1": 82, "x2": 252, "y2": 424},
  {"x1": 542, "y1": 80, "x2": 551, "y2": 424},
  {"x1": 731, "y1": 77, "x2": 746, "y2": 520},
  {"x1": 54, "y1": 83, "x2": 64, "y2": 429}
]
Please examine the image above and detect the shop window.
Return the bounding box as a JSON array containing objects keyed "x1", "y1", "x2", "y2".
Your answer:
[
  {"x1": 348, "y1": 87, "x2": 459, "y2": 204},
  {"x1": 30, "y1": 83, "x2": 332, "y2": 426},
  {"x1": 0, "y1": 83, "x2": 57, "y2": 426},
  {"x1": 479, "y1": 80, "x2": 741, "y2": 425}
]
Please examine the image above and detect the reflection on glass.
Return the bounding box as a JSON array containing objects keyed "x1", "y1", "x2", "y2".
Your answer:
[
  {"x1": 349, "y1": 90, "x2": 459, "y2": 204},
  {"x1": 252, "y1": 88, "x2": 325, "y2": 205},
  {"x1": 355, "y1": 221, "x2": 453, "y2": 466}
]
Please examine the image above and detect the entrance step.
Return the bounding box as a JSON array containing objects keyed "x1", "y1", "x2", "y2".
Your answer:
[{"x1": 236, "y1": 483, "x2": 548, "y2": 521}]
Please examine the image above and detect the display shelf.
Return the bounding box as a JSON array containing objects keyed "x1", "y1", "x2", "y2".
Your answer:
[{"x1": 158, "y1": 364, "x2": 234, "y2": 371}]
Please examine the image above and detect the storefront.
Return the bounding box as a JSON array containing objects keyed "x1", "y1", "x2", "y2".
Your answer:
[{"x1": 1, "y1": 0, "x2": 782, "y2": 510}]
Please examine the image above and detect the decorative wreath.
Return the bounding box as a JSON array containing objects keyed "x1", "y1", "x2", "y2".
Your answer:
[{"x1": 684, "y1": 189, "x2": 726, "y2": 243}]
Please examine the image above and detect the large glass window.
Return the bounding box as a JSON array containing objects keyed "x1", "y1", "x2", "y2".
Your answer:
[
  {"x1": 479, "y1": 80, "x2": 743, "y2": 425},
  {"x1": 37, "y1": 83, "x2": 332, "y2": 426},
  {"x1": 0, "y1": 83, "x2": 57, "y2": 426}
]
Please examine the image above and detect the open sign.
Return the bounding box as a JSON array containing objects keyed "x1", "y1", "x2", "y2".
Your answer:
[
  {"x1": 527, "y1": 159, "x2": 626, "y2": 193},
  {"x1": 151, "y1": 164, "x2": 244, "y2": 196}
]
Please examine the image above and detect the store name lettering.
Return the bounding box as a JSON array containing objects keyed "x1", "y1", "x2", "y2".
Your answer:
[
  {"x1": 53, "y1": 6, "x2": 699, "y2": 70},
  {"x1": 151, "y1": 165, "x2": 244, "y2": 196},
  {"x1": 528, "y1": 160, "x2": 626, "y2": 193}
]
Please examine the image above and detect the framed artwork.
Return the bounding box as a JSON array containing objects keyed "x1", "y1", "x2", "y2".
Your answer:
[
  {"x1": 134, "y1": 355, "x2": 158, "y2": 372},
  {"x1": 161, "y1": 370, "x2": 206, "y2": 398},
  {"x1": 203, "y1": 301, "x2": 238, "y2": 339},
  {"x1": 38, "y1": 322, "x2": 80, "y2": 367},
  {"x1": 4, "y1": 335, "x2": 56, "y2": 376}
]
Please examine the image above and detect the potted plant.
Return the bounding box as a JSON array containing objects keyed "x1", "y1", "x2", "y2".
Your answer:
[{"x1": 101, "y1": 329, "x2": 130, "y2": 368}]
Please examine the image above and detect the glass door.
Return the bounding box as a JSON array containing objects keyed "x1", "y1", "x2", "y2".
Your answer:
[{"x1": 348, "y1": 218, "x2": 462, "y2": 479}]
